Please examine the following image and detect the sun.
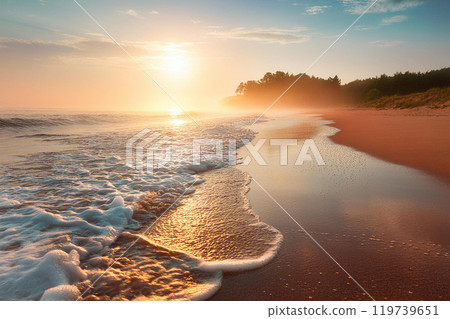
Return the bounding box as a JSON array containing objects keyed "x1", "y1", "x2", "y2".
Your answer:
[
  {"x1": 163, "y1": 48, "x2": 189, "y2": 74},
  {"x1": 166, "y1": 55, "x2": 188, "y2": 73}
]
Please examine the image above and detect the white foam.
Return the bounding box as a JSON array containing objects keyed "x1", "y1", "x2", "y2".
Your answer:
[
  {"x1": 197, "y1": 232, "x2": 283, "y2": 273},
  {"x1": 40, "y1": 285, "x2": 81, "y2": 301},
  {"x1": 0, "y1": 196, "x2": 134, "y2": 300},
  {"x1": 174, "y1": 271, "x2": 223, "y2": 301},
  {"x1": 0, "y1": 250, "x2": 86, "y2": 300},
  {"x1": 0, "y1": 114, "x2": 261, "y2": 300}
]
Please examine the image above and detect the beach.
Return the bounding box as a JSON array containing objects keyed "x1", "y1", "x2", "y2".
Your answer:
[
  {"x1": 1, "y1": 112, "x2": 449, "y2": 301},
  {"x1": 324, "y1": 108, "x2": 450, "y2": 183},
  {"x1": 212, "y1": 114, "x2": 450, "y2": 301}
]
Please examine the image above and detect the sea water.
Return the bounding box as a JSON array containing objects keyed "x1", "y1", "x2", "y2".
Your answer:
[{"x1": 0, "y1": 112, "x2": 282, "y2": 300}]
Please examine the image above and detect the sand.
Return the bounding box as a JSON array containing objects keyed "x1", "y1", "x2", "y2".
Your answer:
[
  {"x1": 211, "y1": 115, "x2": 450, "y2": 301},
  {"x1": 324, "y1": 107, "x2": 450, "y2": 183}
]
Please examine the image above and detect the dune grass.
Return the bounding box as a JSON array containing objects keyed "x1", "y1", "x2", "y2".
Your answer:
[{"x1": 358, "y1": 86, "x2": 450, "y2": 109}]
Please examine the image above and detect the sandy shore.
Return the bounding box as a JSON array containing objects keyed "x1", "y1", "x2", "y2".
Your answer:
[
  {"x1": 323, "y1": 107, "x2": 450, "y2": 183},
  {"x1": 211, "y1": 115, "x2": 450, "y2": 301}
]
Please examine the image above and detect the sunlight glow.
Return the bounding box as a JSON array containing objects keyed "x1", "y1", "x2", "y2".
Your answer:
[
  {"x1": 166, "y1": 55, "x2": 188, "y2": 73},
  {"x1": 163, "y1": 47, "x2": 189, "y2": 74},
  {"x1": 169, "y1": 108, "x2": 181, "y2": 116},
  {"x1": 171, "y1": 118, "x2": 186, "y2": 126}
]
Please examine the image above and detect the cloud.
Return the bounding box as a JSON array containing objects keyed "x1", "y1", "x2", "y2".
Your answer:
[
  {"x1": 0, "y1": 38, "x2": 76, "y2": 57},
  {"x1": 0, "y1": 37, "x2": 164, "y2": 60},
  {"x1": 353, "y1": 24, "x2": 372, "y2": 31},
  {"x1": 0, "y1": 36, "x2": 196, "y2": 74},
  {"x1": 306, "y1": 5, "x2": 331, "y2": 15},
  {"x1": 209, "y1": 27, "x2": 309, "y2": 44},
  {"x1": 369, "y1": 40, "x2": 403, "y2": 47},
  {"x1": 118, "y1": 9, "x2": 138, "y2": 16},
  {"x1": 119, "y1": 9, "x2": 160, "y2": 17},
  {"x1": 380, "y1": 15, "x2": 407, "y2": 25},
  {"x1": 342, "y1": 0, "x2": 427, "y2": 14},
  {"x1": 84, "y1": 32, "x2": 107, "y2": 39}
]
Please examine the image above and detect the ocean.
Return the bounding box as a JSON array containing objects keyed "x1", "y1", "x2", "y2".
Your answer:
[{"x1": 0, "y1": 112, "x2": 282, "y2": 300}]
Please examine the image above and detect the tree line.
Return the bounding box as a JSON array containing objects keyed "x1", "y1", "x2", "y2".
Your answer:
[{"x1": 230, "y1": 67, "x2": 450, "y2": 107}]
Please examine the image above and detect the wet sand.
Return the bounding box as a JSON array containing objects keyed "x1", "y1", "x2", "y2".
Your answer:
[
  {"x1": 324, "y1": 108, "x2": 450, "y2": 183},
  {"x1": 211, "y1": 115, "x2": 450, "y2": 301}
]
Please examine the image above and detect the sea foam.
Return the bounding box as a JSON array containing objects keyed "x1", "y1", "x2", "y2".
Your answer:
[{"x1": 0, "y1": 114, "x2": 275, "y2": 300}]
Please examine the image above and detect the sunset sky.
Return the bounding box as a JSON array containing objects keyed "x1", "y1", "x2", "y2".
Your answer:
[{"x1": 1, "y1": 0, "x2": 449, "y2": 112}]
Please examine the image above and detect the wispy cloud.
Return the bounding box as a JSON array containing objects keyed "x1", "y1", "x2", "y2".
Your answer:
[
  {"x1": 380, "y1": 15, "x2": 407, "y2": 25},
  {"x1": 353, "y1": 14, "x2": 407, "y2": 31},
  {"x1": 209, "y1": 27, "x2": 309, "y2": 44},
  {"x1": 369, "y1": 40, "x2": 403, "y2": 47},
  {"x1": 119, "y1": 9, "x2": 160, "y2": 17},
  {"x1": 0, "y1": 37, "x2": 194, "y2": 63},
  {"x1": 353, "y1": 24, "x2": 372, "y2": 31},
  {"x1": 342, "y1": 0, "x2": 428, "y2": 14},
  {"x1": 118, "y1": 9, "x2": 138, "y2": 17},
  {"x1": 306, "y1": 5, "x2": 331, "y2": 15},
  {"x1": 84, "y1": 32, "x2": 107, "y2": 39},
  {"x1": 0, "y1": 37, "x2": 148, "y2": 59}
]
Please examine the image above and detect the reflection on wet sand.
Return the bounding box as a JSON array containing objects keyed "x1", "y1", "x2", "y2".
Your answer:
[
  {"x1": 213, "y1": 115, "x2": 450, "y2": 301},
  {"x1": 146, "y1": 167, "x2": 283, "y2": 270}
]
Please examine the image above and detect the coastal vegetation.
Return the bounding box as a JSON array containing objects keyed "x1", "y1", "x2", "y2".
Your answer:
[{"x1": 226, "y1": 67, "x2": 450, "y2": 109}]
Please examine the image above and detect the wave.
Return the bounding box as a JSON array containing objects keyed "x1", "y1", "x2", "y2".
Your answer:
[
  {"x1": 145, "y1": 167, "x2": 283, "y2": 275},
  {"x1": 0, "y1": 114, "x2": 133, "y2": 128},
  {"x1": 0, "y1": 117, "x2": 74, "y2": 128},
  {"x1": 0, "y1": 115, "x2": 278, "y2": 301},
  {"x1": 0, "y1": 112, "x2": 200, "y2": 129},
  {"x1": 16, "y1": 133, "x2": 75, "y2": 138}
]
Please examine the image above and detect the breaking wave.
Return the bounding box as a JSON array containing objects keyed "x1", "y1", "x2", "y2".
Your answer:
[{"x1": 0, "y1": 114, "x2": 281, "y2": 301}]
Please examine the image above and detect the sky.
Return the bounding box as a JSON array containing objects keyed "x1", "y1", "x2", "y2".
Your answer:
[{"x1": 0, "y1": 0, "x2": 449, "y2": 113}]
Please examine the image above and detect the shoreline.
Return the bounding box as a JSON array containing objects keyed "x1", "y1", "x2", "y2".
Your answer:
[
  {"x1": 322, "y1": 107, "x2": 450, "y2": 183},
  {"x1": 211, "y1": 115, "x2": 450, "y2": 301}
]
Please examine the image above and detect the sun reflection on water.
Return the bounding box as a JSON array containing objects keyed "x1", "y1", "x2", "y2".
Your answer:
[{"x1": 171, "y1": 118, "x2": 186, "y2": 126}]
